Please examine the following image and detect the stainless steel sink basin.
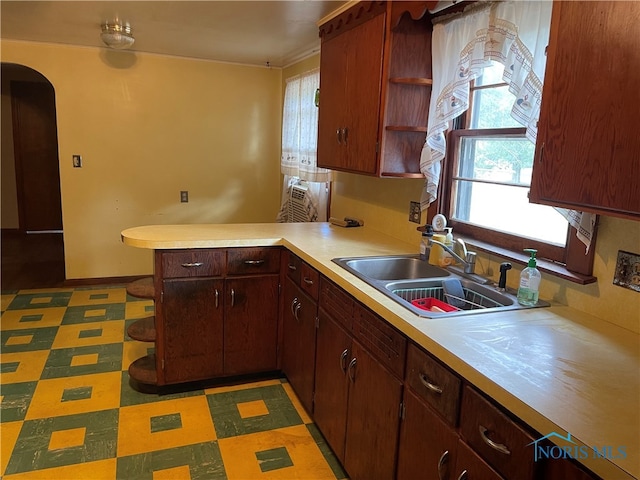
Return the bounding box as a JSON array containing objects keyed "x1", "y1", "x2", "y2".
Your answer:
[
  {"x1": 332, "y1": 255, "x2": 549, "y2": 318},
  {"x1": 333, "y1": 255, "x2": 450, "y2": 281}
]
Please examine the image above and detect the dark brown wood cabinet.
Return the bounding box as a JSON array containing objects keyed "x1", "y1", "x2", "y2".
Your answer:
[
  {"x1": 317, "y1": 1, "x2": 433, "y2": 177},
  {"x1": 160, "y1": 277, "x2": 224, "y2": 384},
  {"x1": 314, "y1": 277, "x2": 405, "y2": 480},
  {"x1": 151, "y1": 247, "x2": 280, "y2": 386},
  {"x1": 281, "y1": 253, "x2": 319, "y2": 414},
  {"x1": 530, "y1": 1, "x2": 640, "y2": 219},
  {"x1": 223, "y1": 275, "x2": 279, "y2": 376}
]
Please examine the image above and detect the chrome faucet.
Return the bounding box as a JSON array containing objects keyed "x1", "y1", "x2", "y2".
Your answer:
[{"x1": 428, "y1": 237, "x2": 477, "y2": 274}]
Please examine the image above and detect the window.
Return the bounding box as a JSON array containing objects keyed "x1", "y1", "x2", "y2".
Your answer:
[{"x1": 444, "y1": 62, "x2": 571, "y2": 264}]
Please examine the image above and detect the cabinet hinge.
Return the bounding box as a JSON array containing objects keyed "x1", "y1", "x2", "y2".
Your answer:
[
  {"x1": 161, "y1": 358, "x2": 165, "y2": 370},
  {"x1": 278, "y1": 283, "x2": 281, "y2": 295},
  {"x1": 315, "y1": 316, "x2": 319, "y2": 329},
  {"x1": 399, "y1": 401, "x2": 405, "y2": 421},
  {"x1": 376, "y1": 142, "x2": 379, "y2": 153},
  {"x1": 160, "y1": 290, "x2": 164, "y2": 303}
]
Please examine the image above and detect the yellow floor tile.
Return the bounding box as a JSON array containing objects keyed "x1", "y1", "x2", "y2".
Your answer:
[
  {"x1": 281, "y1": 382, "x2": 312, "y2": 424},
  {"x1": 1, "y1": 459, "x2": 117, "y2": 480},
  {"x1": 238, "y1": 399, "x2": 270, "y2": 418},
  {"x1": 2, "y1": 293, "x2": 17, "y2": 311},
  {"x1": 0, "y1": 307, "x2": 66, "y2": 331},
  {"x1": 118, "y1": 396, "x2": 216, "y2": 457},
  {"x1": 68, "y1": 289, "x2": 126, "y2": 307},
  {"x1": 125, "y1": 301, "x2": 154, "y2": 319},
  {"x1": 52, "y1": 321, "x2": 125, "y2": 349},
  {"x1": 152, "y1": 465, "x2": 191, "y2": 480},
  {"x1": 0, "y1": 351, "x2": 49, "y2": 383},
  {"x1": 1, "y1": 421, "x2": 23, "y2": 476},
  {"x1": 218, "y1": 424, "x2": 336, "y2": 479},
  {"x1": 70, "y1": 353, "x2": 100, "y2": 367},
  {"x1": 48, "y1": 427, "x2": 86, "y2": 450},
  {"x1": 26, "y1": 371, "x2": 121, "y2": 420}
]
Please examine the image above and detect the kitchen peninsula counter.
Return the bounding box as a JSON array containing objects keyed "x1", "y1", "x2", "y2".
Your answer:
[{"x1": 122, "y1": 223, "x2": 639, "y2": 480}]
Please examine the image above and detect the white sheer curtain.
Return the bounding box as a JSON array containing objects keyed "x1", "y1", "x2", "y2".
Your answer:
[
  {"x1": 278, "y1": 68, "x2": 331, "y2": 222},
  {"x1": 419, "y1": 1, "x2": 595, "y2": 250}
]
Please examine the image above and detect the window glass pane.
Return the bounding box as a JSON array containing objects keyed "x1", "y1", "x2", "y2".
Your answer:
[
  {"x1": 457, "y1": 137, "x2": 535, "y2": 185},
  {"x1": 475, "y1": 61, "x2": 505, "y2": 87},
  {"x1": 451, "y1": 180, "x2": 568, "y2": 245},
  {"x1": 470, "y1": 86, "x2": 521, "y2": 129}
]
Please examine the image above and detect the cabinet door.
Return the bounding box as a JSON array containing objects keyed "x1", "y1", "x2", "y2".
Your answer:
[
  {"x1": 397, "y1": 389, "x2": 459, "y2": 480},
  {"x1": 530, "y1": 1, "x2": 640, "y2": 218},
  {"x1": 318, "y1": 12, "x2": 386, "y2": 174},
  {"x1": 160, "y1": 277, "x2": 223, "y2": 384},
  {"x1": 313, "y1": 310, "x2": 352, "y2": 463},
  {"x1": 453, "y1": 440, "x2": 504, "y2": 480},
  {"x1": 343, "y1": 340, "x2": 403, "y2": 480},
  {"x1": 224, "y1": 276, "x2": 278, "y2": 375},
  {"x1": 281, "y1": 279, "x2": 317, "y2": 413},
  {"x1": 318, "y1": 29, "x2": 348, "y2": 170}
]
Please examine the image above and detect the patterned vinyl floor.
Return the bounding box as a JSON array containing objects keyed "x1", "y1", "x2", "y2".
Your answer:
[{"x1": 0, "y1": 285, "x2": 347, "y2": 479}]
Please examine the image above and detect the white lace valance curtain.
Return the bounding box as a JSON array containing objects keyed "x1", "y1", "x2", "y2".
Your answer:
[
  {"x1": 419, "y1": 1, "x2": 595, "y2": 249},
  {"x1": 281, "y1": 68, "x2": 331, "y2": 183}
]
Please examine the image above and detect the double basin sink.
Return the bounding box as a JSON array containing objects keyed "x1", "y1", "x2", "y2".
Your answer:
[{"x1": 332, "y1": 255, "x2": 548, "y2": 318}]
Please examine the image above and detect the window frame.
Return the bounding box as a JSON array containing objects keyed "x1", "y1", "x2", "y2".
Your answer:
[{"x1": 433, "y1": 77, "x2": 597, "y2": 284}]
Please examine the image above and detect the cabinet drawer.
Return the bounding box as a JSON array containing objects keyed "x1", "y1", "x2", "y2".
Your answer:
[
  {"x1": 460, "y1": 386, "x2": 537, "y2": 480},
  {"x1": 160, "y1": 249, "x2": 225, "y2": 278},
  {"x1": 405, "y1": 343, "x2": 461, "y2": 426},
  {"x1": 227, "y1": 247, "x2": 281, "y2": 275},
  {"x1": 319, "y1": 277, "x2": 354, "y2": 331},
  {"x1": 284, "y1": 251, "x2": 302, "y2": 285},
  {"x1": 300, "y1": 262, "x2": 319, "y2": 301},
  {"x1": 352, "y1": 304, "x2": 406, "y2": 378}
]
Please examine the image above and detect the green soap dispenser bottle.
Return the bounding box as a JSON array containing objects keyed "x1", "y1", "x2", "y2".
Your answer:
[{"x1": 517, "y1": 249, "x2": 541, "y2": 306}]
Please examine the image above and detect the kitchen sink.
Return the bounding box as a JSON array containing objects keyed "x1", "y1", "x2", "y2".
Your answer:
[
  {"x1": 334, "y1": 255, "x2": 450, "y2": 281},
  {"x1": 332, "y1": 255, "x2": 549, "y2": 318}
]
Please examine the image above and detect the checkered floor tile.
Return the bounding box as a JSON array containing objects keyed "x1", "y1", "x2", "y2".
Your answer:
[{"x1": 1, "y1": 285, "x2": 347, "y2": 479}]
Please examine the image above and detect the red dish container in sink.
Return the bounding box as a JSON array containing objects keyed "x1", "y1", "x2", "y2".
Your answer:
[{"x1": 411, "y1": 297, "x2": 460, "y2": 313}]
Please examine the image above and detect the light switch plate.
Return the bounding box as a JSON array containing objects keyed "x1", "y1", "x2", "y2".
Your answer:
[{"x1": 613, "y1": 250, "x2": 640, "y2": 293}]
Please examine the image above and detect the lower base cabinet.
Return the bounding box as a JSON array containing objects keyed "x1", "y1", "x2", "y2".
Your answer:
[
  {"x1": 314, "y1": 282, "x2": 404, "y2": 480},
  {"x1": 161, "y1": 277, "x2": 224, "y2": 384}
]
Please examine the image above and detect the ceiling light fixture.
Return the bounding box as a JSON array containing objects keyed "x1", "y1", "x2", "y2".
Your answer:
[{"x1": 101, "y1": 21, "x2": 135, "y2": 50}]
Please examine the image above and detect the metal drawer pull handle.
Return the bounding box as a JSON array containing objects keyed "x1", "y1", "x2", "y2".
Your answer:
[
  {"x1": 348, "y1": 358, "x2": 357, "y2": 383},
  {"x1": 340, "y1": 349, "x2": 349, "y2": 373},
  {"x1": 290, "y1": 298, "x2": 299, "y2": 316},
  {"x1": 479, "y1": 425, "x2": 511, "y2": 455},
  {"x1": 181, "y1": 262, "x2": 203, "y2": 268},
  {"x1": 215, "y1": 289, "x2": 219, "y2": 309},
  {"x1": 419, "y1": 373, "x2": 443, "y2": 394},
  {"x1": 244, "y1": 260, "x2": 265, "y2": 265},
  {"x1": 336, "y1": 128, "x2": 342, "y2": 144},
  {"x1": 288, "y1": 264, "x2": 297, "y2": 271},
  {"x1": 294, "y1": 302, "x2": 301, "y2": 322},
  {"x1": 457, "y1": 470, "x2": 468, "y2": 480},
  {"x1": 437, "y1": 450, "x2": 449, "y2": 480},
  {"x1": 303, "y1": 277, "x2": 314, "y2": 285},
  {"x1": 230, "y1": 288, "x2": 235, "y2": 307}
]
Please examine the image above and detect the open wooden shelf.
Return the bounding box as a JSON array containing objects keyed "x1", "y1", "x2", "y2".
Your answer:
[
  {"x1": 128, "y1": 354, "x2": 157, "y2": 385},
  {"x1": 126, "y1": 277, "x2": 155, "y2": 299},
  {"x1": 127, "y1": 316, "x2": 156, "y2": 342}
]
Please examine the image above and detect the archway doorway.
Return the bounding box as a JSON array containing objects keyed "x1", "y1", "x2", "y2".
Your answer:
[{"x1": 1, "y1": 63, "x2": 65, "y2": 290}]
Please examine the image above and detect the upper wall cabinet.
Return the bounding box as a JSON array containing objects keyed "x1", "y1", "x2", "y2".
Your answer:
[
  {"x1": 529, "y1": 1, "x2": 640, "y2": 220},
  {"x1": 317, "y1": 1, "x2": 435, "y2": 177}
]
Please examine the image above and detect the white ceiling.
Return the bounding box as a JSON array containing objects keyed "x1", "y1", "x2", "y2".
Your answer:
[{"x1": 0, "y1": 1, "x2": 350, "y2": 67}]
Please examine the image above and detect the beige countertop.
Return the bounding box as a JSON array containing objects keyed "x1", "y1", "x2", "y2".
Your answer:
[{"x1": 121, "y1": 222, "x2": 639, "y2": 480}]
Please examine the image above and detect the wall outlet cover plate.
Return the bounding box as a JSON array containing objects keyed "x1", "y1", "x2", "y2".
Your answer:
[{"x1": 613, "y1": 250, "x2": 640, "y2": 293}]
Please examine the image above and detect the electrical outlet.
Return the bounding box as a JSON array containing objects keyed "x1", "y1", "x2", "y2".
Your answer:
[
  {"x1": 72, "y1": 155, "x2": 82, "y2": 168},
  {"x1": 409, "y1": 201, "x2": 421, "y2": 224},
  {"x1": 180, "y1": 191, "x2": 189, "y2": 203},
  {"x1": 613, "y1": 250, "x2": 640, "y2": 292}
]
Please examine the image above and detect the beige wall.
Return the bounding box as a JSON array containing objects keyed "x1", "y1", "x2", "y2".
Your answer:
[{"x1": 1, "y1": 40, "x2": 283, "y2": 279}]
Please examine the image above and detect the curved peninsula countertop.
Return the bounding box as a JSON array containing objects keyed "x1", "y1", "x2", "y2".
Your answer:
[{"x1": 121, "y1": 222, "x2": 639, "y2": 480}]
